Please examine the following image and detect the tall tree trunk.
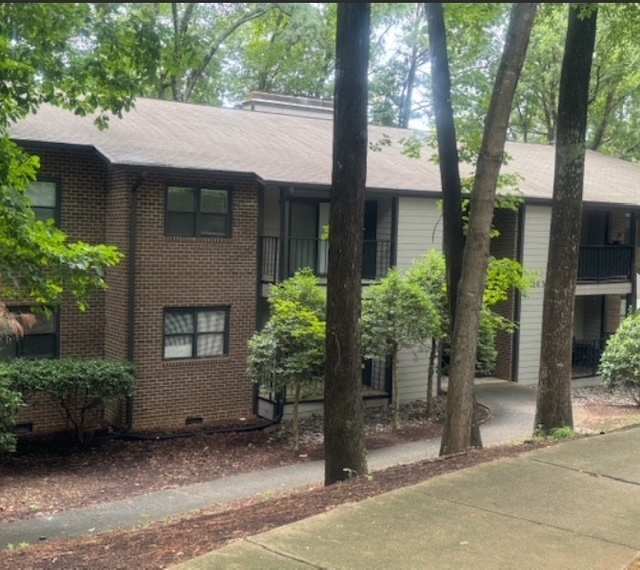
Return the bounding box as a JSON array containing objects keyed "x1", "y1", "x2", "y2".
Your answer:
[
  {"x1": 425, "y1": 2, "x2": 475, "y2": 439},
  {"x1": 535, "y1": 5, "x2": 598, "y2": 434},
  {"x1": 293, "y1": 383, "x2": 301, "y2": 453},
  {"x1": 392, "y1": 349, "x2": 399, "y2": 430},
  {"x1": 589, "y1": 84, "x2": 617, "y2": 151},
  {"x1": 426, "y1": 337, "x2": 436, "y2": 417},
  {"x1": 425, "y1": 3, "x2": 464, "y2": 328},
  {"x1": 399, "y1": 4, "x2": 423, "y2": 129},
  {"x1": 439, "y1": 3, "x2": 537, "y2": 456},
  {"x1": 324, "y1": 3, "x2": 370, "y2": 485}
]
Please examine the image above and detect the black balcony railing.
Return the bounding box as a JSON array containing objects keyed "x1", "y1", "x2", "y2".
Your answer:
[
  {"x1": 261, "y1": 236, "x2": 393, "y2": 283},
  {"x1": 577, "y1": 245, "x2": 634, "y2": 282},
  {"x1": 257, "y1": 356, "x2": 392, "y2": 406}
]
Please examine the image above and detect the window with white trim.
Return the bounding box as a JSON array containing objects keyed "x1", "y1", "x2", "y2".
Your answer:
[
  {"x1": 163, "y1": 307, "x2": 229, "y2": 359},
  {"x1": 166, "y1": 186, "x2": 230, "y2": 237}
]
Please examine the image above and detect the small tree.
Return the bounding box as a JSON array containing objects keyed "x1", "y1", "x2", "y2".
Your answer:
[
  {"x1": 599, "y1": 311, "x2": 640, "y2": 405},
  {"x1": 361, "y1": 268, "x2": 439, "y2": 430},
  {"x1": 248, "y1": 269, "x2": 326, "y2": 452},
  {"x1": 407, "y1": 250, "x2": 536, "y2": 409},
  {"x1": 406, "y1": 250, "x2": 448, "y2": 416}
]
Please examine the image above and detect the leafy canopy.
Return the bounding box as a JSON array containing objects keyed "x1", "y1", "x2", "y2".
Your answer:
[
  {"x1": 247, "y1": 269, "x2": 326, "y2": 391},
  {"x1": 361, "y1": 267, "x2": 439, "y2": 360},
  {"x1": 406, "y1": 249, "x2": 536, "y2": 375},
  {"x1": 0, "y1": 3, "x2": 157, "y2": 312},
  {"x1": 599, "y1": 311, "x2": 640, "y2": 405}
]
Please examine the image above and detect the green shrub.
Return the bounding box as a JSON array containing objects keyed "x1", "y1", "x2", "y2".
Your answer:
[
  {"x1": 0, "y1": 375, "x2": 22, "y2": 453},
  {"x1": 600, "y1": 311, "x2": 640, "y2": 405},
  {"x1": 2, "y1": 358, "x2": 136, "y2": 443}
]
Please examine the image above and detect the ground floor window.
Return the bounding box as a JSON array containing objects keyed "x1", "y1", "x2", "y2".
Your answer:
[
  {"x1": 163, "y1": 307, "x2": 229, "y2": 360},
  {"x1": 0, "y1": 306, "x2": 57, "y2": 359}
]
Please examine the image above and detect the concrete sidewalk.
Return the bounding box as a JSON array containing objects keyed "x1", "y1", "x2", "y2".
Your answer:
[
  {"x1": 0, "y1": 380, "x2": 590, "y2": 551},
  {"x1": 174, "y1": 427, "x2": 640, "y2": 570}
]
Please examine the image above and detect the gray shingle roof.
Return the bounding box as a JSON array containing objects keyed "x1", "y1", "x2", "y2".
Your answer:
[{"x1": 9, "y1": 97, "x2": 640, "y2": 207}]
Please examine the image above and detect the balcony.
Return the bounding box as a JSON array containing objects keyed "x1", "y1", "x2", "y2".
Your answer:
[
  {"x1": 577, "y1": 245, "x2": 634, "y2": 283},
  {"x1": 261, "y1": 236, "x2": 393, "y2": 284}
]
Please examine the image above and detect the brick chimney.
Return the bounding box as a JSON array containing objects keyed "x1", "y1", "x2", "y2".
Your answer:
[{"x1": 241, "y1": 91, "x2": 334, "y2": 120}]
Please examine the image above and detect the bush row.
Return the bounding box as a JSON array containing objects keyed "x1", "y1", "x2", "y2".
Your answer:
[{"x1": 0, "y1": 358, "x2": 136, "y2": 452}]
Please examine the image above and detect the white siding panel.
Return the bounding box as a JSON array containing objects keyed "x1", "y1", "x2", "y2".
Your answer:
[
  {"x1": 396, "y1": 346, "x2": 435, "y2": 403},
  {"x1": 517, "y1": 205, "x2": 552, "y2": 385},
  {"x1": 396, "y1": 197, "x2": 442, "y2": 269},
  {"x1": 396, "y1": 197, "x2": 442, "y2": 403}
]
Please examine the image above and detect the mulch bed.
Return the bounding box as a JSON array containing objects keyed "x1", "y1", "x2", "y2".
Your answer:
[{"x1": 1, "y1": 440, "x2": 549, "y2": 570}]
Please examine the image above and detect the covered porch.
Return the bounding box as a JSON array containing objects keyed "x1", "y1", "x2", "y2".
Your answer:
[{"x1": 260, "y1": 186, "x2": 397, "y2": 288}]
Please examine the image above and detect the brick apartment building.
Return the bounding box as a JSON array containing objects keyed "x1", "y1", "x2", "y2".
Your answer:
[{"x1": 7, "y1": 94, "x2": 640, "y2": 434}]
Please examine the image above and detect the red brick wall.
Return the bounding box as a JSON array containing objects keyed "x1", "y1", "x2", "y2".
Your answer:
[
  {"x1": 32, "y1": 145, "x2": 108, "y2": 359},
  {"x1": 489, "y1": 207, "x2": 520, "y2": 381},
  {"x1": 13, "y1": 144, "x2": 260, "y2": 434},
  {"x1": 103, "y1": 170, "x2": 134, "y2": 426},
  {"x1": 14, "y1": 145, "x2": 109, "y2": 433},
  {"x1": 128, "y1": 171, "x2": 259, "y2": 431}
]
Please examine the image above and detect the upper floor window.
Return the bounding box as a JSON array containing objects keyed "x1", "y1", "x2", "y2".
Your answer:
[
  {"x1": 0, "y1": 307, "x2": 57, "y2": 360},
  {"x1": 26, "y1": 181, "x2": 57, "y2": 223},
  {"x1": 163, "y1": 307, "x2": 229, "y2": 360},
  {"x1": 166, "y1": 186, "x2": 230, "y2": 237}
]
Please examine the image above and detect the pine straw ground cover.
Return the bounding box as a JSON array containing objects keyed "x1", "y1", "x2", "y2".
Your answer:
[{"x1": 1, "y1": 386, "x2": 639, "y2": 569}]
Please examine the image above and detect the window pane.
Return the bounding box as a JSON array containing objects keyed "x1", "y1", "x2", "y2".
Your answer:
[
  {"x1": 198, "y1": 310, "x2": 226, "y2": 333},
  {"x1": 21, "y1": 334, "x2": 56, "y2": 359},
  {"x1": 164, "y1": 312, "x2": 194, "y2": 335},
  {"x1": 197, "y1": 333, "x2": 224, "y2": 356},
  {"x1": 9, "y1": 307, "x2": 55, "y2": 334},
  {"x1": 33, "y1": 207, "x2": 56, "y2": 223},
  {"x1": 167, "y1": 212, "x2": 196, "y2": 236},
  {"x1": 26, "y1": 181, "x2": 56, "y2": 208},
  {"x1": 167, "y1": 187, "x2": 195, "y2": 212},
  {"x1": 0, "y1": 338, "x2": 17, "y2": 360},
  {"x1": 29, "y1": 313, "x2": 56, "y2": 335},
  {"x1": 201, "y1": 189, "x2": 228, "y2": 214},
  {"x1": 164, "y1": 335, "x2": 193, "y2": 359},
  {"x1": 200, "y1": 214, "x2": 227, "y2": 236}
]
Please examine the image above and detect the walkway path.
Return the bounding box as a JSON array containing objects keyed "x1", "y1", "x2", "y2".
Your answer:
[
  {"x1": 0, "y1": 380, "x2": 588, "y2": 549},
  {"x1": 177, "y1": 426, "x2": 640, "y2": 570}
]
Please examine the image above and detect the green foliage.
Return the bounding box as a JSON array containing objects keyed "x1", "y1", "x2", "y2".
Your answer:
[
  {"x1": 249, "y1": 299, "x2": 325, "y2": 390},
  {"x1": 483, "y1": 257, "x2": 537, "y2": 331},
  {"x1": 0, "y1": 146, "x2": 123, "y2": 310},
  {"x1": 224, "y1": 3, "x2": 336, "y2": 103},
  {"x1": 268, "y1": 267, "x2": 326, "y2": 319},
  {"x1": 0, "y1": 374, "x2": 22, "y2": 453},
  {"x1": 406, "y1": 250, "x2": 535, "y2": 376},
  {"x1": 2, "y1": 358, "x2": 137, "y2": 443},
  {"x1": 476, "y1": 311, "x2": 498, "y2": 377},
  {"x1": 0, "y1": 3, "x2": 160, "y2": 311},
  {"x1": 405, "y1": 249, "x2": 448, "y2": 341},
  {"x1": 361, "y1": 268, "x2": 439, "y2": 360},
  {"x1": 511, "y1": 3, "x2": 640, "y2": 162},
  {"x1": 532, "y1": 425, "x2": 575, "y2": 442},
  {"x1": 248, "y1": 270, "x2": 326, "y2": 451},
  {"x1": 599, "y1": 311, "x2": 640, "y2": 405}
]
